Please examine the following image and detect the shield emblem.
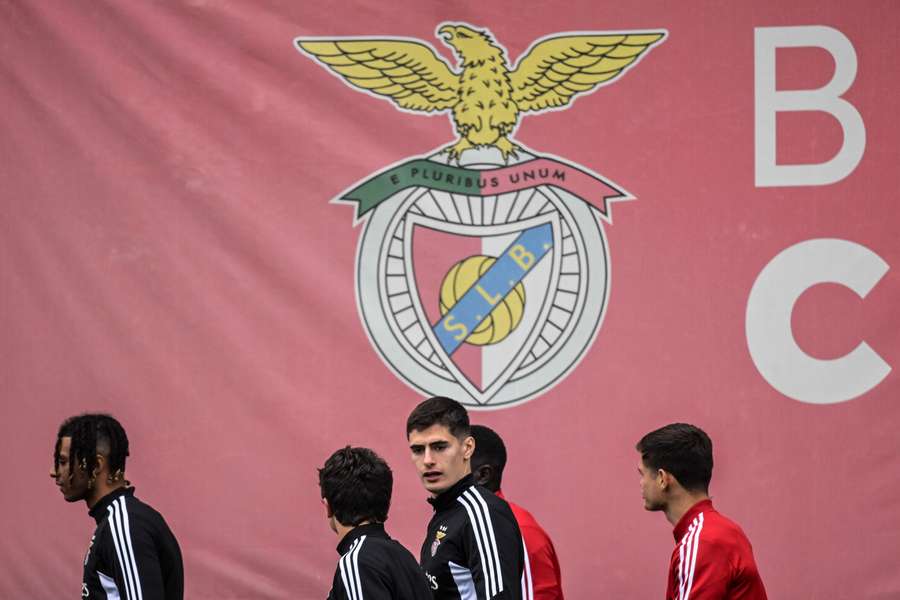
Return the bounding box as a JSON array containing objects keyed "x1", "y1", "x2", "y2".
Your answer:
[
  {"x1": 355, "y1": 149, "x2": 613, "y2": 409},
  {"x1": 405, "y1": 208, "x2": 561, "y2": 403},
  {"x1": 359, "y1": 173, "x2": 607, "y2": 407}
]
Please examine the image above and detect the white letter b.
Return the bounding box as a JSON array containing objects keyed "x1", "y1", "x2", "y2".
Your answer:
[{"x1": 755, "y1": 26, "x2": 865, "y2": 187}]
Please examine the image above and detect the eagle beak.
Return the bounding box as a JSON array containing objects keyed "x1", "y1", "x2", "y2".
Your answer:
[{"x1": 438, "y1": 26, "x2": 455, "y2": 43}]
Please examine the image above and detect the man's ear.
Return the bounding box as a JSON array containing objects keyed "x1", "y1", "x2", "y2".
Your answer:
[
  {"x1": 462, "y1": 435, "x2": 475, "y2": 461},
  {"x1": 322, "y1": 498, "x2": 334, "y2": 518},
  {"x1": 657, "y1": 469, "x2": 676, "y2": 491},
  {"x1": 474, "y1": 463, "x2": 493, "y2": 486},
  {"x1": 93, "y1": 453, "x2": 108, "y2": 479}
]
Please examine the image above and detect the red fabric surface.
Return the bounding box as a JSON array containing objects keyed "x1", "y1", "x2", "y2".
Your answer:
[{"x1": 2, "y1": 2, "x2": 898, "y2": 598}]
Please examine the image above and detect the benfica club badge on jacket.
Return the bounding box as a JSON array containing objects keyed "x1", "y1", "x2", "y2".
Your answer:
[
  {"x1": 295, "y1": 23, "x2": 665, "y2": 409},
  {"x1": 431, "y1": 530, "x2": 446, "y2": 557}
]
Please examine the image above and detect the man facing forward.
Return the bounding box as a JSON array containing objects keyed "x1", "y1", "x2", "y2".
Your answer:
[
  {"x1": 636, "y1": 423, "x2": 767, "y2": 600},
  {"x1": 407, "y1": 397, "x2": 524, "y2": 600}
]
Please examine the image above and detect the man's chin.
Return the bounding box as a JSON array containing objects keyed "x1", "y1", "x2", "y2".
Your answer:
[
  {"x1": 61, "y1": 489, "x2": 86, "y2": 503},
  {"x1": 423, "y1": 480, "x2": 448, "y2": 496}
]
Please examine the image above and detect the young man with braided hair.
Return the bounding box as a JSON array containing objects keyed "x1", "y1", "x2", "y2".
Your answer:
[
  {"x1": 471, "y1": 425, "x2": 564, "y2": 600},
  {"x1": 407, "y1": 396, "x2": 524, "y2": 600},
  {"x1": 636, "y1": 423, "x2": 767, "y2": 600},
  {"x1": 50, "y1": 413, "x2": 183, "y2": 600},
  {"x1": 318, "y1": 446, "x2": 432, "y2": 600}
]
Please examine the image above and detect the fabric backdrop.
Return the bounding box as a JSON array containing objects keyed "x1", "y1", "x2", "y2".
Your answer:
[{"x1": 2, "y1": 1, "x2": 898, "y2": 598}]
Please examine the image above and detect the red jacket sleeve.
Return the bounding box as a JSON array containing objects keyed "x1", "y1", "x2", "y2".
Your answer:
[{"x1": 521, "y1": 523, "x2": 564, "y2": 600}]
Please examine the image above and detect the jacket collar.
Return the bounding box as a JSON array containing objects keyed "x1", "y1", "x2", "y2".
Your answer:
[
  {"x1": 336, "y1": 522, "x2": 389, "y2": 555},
  {"x1": 428, "y1": 474, "x2": 474, "y2": 512},
  {"x1": 673, "y1": 498, "x2": 714, "y2": 541},
  {"x1": 88, "y1": 487, "x2": 134, "y2": 524}
]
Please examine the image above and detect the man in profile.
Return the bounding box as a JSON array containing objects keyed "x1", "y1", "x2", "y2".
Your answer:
[
  {"x1": 471, "y1": 425, "x2": 564, "y2": 600},
  {"x1": 636, "y1": 423, "x2": 767, "y2": 599},
  {"x1": 50, "y1": 413, "x2": 183, "y2": 599},
  {"x1": 406, "y1": 396, "x2": 524, "y2": 600},
  {"x1": 318, "y1": 446, "x2": 432, "y2": 599}
]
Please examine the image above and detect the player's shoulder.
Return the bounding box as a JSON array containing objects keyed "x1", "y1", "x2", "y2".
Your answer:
[
  {"x1": 355, "y1": 533, "x2": 419, "y2": 568},
  {"x1": 697, "y1": 508, "x2": 754, "y2": 550},
  {"x1": 505, "y1": 498, "x2": 540, "y2": 528},
  {"x1": 463, "y1": 484, "x2": 515, "y2": 514},
  {"x1": 122, "y1": 492, "x2": 170, "y2": 525},
  {"x1": 460, "y1": 485, "x2": 520, "y2": 530}
]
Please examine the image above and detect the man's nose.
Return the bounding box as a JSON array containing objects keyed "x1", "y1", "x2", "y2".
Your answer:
[{"x1": 423, "y1": 448, "x2": 435, "y2": 466}]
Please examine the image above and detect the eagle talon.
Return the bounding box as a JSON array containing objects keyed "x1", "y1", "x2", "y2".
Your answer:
[
  {"x1": 495, "y1": 136, "x2": 520, "y2": 162},
  {"x1": 446, "y1": 138, "x2": 475, "y2": 162}
]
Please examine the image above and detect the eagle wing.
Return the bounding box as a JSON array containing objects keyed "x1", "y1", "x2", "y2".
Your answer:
[
  {"x1": 509, "y1": 33, "x2": 666, "y2": 112},
  {"x1": 295, "y1": 38, "x2": 460, "y2": 112}
]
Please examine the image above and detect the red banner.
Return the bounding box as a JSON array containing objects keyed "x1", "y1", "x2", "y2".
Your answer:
[{"x1": 2, "y1": 2, "x2": 898, "y2": 599}]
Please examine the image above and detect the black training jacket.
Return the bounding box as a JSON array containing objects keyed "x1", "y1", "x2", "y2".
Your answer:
[
  {"x1": 82, "y1": 487, "x2": 183, "y2": 600},
  {"x1": 420, "y1": 475, "x2": 524, "y2": 600},
  {"x1": 327, "y1": 523, "x2": 433, "y2": 600}
]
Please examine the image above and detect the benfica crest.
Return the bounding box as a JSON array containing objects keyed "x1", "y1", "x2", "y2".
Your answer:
[{"x1": 295, "y1": 24, "x2": 665, "y2": 408}]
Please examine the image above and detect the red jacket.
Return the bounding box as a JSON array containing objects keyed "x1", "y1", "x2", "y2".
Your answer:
[
  {"x1": 497, "y1": 490, "x2": 564, "y2": 600},
  {"x1": 667, "y1": 500, "x2": 767, "y2": 600}
]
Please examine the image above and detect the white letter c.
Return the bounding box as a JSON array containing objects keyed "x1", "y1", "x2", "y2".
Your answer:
[{"x1": 746, "y1": 238, "x2": 890, "y2": 404}]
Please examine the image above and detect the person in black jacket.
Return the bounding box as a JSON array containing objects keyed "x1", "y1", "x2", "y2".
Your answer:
[
  {"x1": 318, "y1": 446, "x2": 432, "y2": 600},
  {"x1": 407, "y1": 397, "x2": 524, "y2": 600},
  {"x1": 50, "y1": 413, "x2": 183, "y2": 600}
]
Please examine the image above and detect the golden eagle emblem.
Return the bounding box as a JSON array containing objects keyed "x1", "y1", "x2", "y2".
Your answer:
[{"x1": 296, "y1": 24, "x2": 665, "y2": 161}]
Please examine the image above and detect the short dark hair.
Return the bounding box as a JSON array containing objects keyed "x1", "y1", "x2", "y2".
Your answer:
[
  {"x1": 318, "y1": 447, "x2": 392, "y2": 526},
  {"x1": 54, "y1": 414, "x2": 129, "y2": 478},
  {"x1": 470, "y1": 425, "x2": 507, "y2": 481},
  {"x1": 406, "y1": 397, "x2": 470, "y2": 439},
  {"x1": 636, "y1": 423, "x2": 713, "y2": 493}
]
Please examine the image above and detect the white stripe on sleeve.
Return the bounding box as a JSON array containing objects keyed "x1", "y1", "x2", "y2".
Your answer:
[
  {"x1": 683, "y1": 513, "x2": 705, "y2": 600},
  {"x1": 469, "y1": 489, "x2": 505, "y2": 593},
  {"x1": 352, "y1": 536, "x2": 366, "y2": 600},
  {"x1": 457, "y1": 492, "x2": 496, "y2": 598},
  {"x1": 340, "y1": 538, "x2": 361, "y2": 600},
  {"x1": 521, "y1": 537, "x2": 533, "y2": 600},
  {"x1": 676, "y1": 520, "x2": 693, "y2": 600},
  {"x1": 117, "y1": 498, "x2": 145, "y2": 600},
  {"x1": 106, "y1": 504, "x2": 135, "y2": 600}
]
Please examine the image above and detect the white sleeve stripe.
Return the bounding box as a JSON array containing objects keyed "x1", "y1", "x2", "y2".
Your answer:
[
  {"x1": 458, "y1": 493, "x2": 495, "y2": 597},
  {"x1": 457, "y1": 493, "x2": 495, "y2": 598},
  {"x1": 339, "y1": 551, "x2": 354, "y2": 599},
  {"x1": 461, "y1": 489, "x2": 500, "y2": 596},
  {"x1": 117, "y1": 498, "x2": 145, "y2": 600},
  {"x1": 352, "y1": 536, "x2": 366, "y2": 600},
  {"x1": 113, "y1": 501, "x2": 142, "y2": 600},
  {"x1": 683, "y1": 513, "x2": 704, "y2": 600},
  {"x1": 676, "y1": 520, "x2": 692, "y2": 600},
  {"x1": 340, "y1": 538, "x2": 360, "y2": 600},
  {"x1": 469, "y1": 489, "x2": 505, "y2": 593},
  {"x1": 521, "y1": 537, "x2": 533, "y2": 600},
  {"x1": 678, "y1": 520, "x2": 697, "y2": 600},
  {"x1": 106, "y1": 504, "x2": 135, "y2": 600}
]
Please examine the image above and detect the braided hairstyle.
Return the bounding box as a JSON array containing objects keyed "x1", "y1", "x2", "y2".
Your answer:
[{"x1": 54, "y1": 414, "x2": 130, "y2": 481}]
